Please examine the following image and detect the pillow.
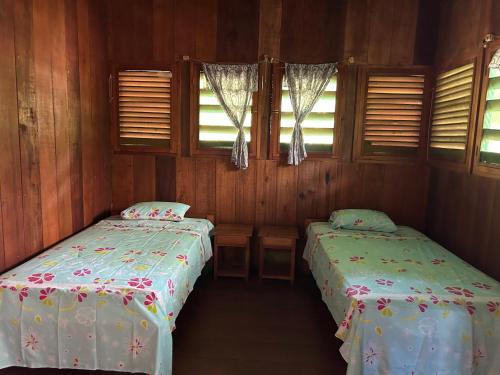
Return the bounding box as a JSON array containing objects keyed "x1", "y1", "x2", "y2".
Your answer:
[
  {"x1": 329, "y1": 209, "x2": 397, "y2": 233},
  {"x1": 121, "y1": 202, "x2": 190, "y2": 222}
]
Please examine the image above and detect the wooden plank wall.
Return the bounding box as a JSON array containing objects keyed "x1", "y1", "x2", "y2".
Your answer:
[
  {"x1": 0, "y1": 0, "x2": 111, "y2": 272},
  {"x1": 108, "y1": 0, "x2": 434, "y2": 235},
  {"x1": 426, "y1": 0, "x2": 500, "y2": 280}
]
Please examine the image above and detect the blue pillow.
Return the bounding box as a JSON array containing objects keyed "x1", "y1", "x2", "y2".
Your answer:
[
  {"x1": 121, "y1": 202, "x2": 190, "y2": 222},
  {"x1": 329, "y1": 209, "x2": 397, "y2": 233}
]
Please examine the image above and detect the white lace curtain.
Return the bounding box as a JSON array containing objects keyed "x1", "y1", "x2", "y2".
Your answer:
[
  {"x1": 202, "y1": 63, "x2": 258, "y2": 169},
  {"x1": 285, "y1": 63, "x2": 338, "y2": 165},
  {"x1": 490, "y1": 48, "x2": 500, "y2": 69}
]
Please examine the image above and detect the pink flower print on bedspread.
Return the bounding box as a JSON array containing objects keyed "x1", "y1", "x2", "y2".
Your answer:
[
  {"x1": 487, "y1": 301, "x2": 499, "y2": 315},
  {"x1": 453, "y1": 298, "x2": 476, "y2": 315},
  {"x1": 144, "y1": 292, "x2": 158, "y2": 313},
  {"x1": 39, "y1": 287, "x2": 56, "y2": 305},
  {"x1": 345, "y1": 285, "x2": 371, "y2": 298},
  {"x1": 472, "y1": 282, "x2": 492, "y2": 290},
  {"x1": 17, "y1": 286, "x2": 29, "y2": 302},
  {"x1": 445, "y1": 286, "x2": 475, "y2": 298},
  {"x1": 148, "y1": 208, "x2": 160, "y2": 218},
  {"x1": 349, "y1": 256, "x2": 365, "y2": 264},
  {"x1": 94, "y1": 247, "x2": 115, "y2": 254},
  {"x1": 70, "y1": 286, "x2": 88, "y2": 303},
  {"x1": 27, "y1": 273, "x2": 55, "y2": 284},
  {"x1": 24, "y1": 332, "x2": 39, "y2": 351},
  {"x1": 167, "y1": 279, "x2": 175, "y2": 296},
  {"x1": 375, "y1": 279, "x2": 394, "y2": 286},
  {"x1": 93, "y1": 277, "x2": 115, "y2": 285},
  {"x1": 405, "y1": 296, "x2": 428, "y2": 312},
  {"x1": 73, "y1": 268, "x2": 92, "y2": 277},
  {"x1": 176, "y1": 254, "x2": 188, "y2": 266},
  {"x1": 377, "y1": 297, "x2": 393, "y2": 316},
  {"x1": 152, "y1": 250, "x2": 168, "y2": 257},
  {"x1": 128, "y1": 277, "x2": 153, "y2": 289},
  {"x1": 117, "y1": 290, "x2": 135, "y2": 306}
]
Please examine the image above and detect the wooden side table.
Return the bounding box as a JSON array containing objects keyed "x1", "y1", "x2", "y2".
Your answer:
[
  {"x1": 214, "y1": 224, "x2": 253, "y2": 281},
  {"x1": 258, "y1": 226, "x2": 299, "y2": 285}
]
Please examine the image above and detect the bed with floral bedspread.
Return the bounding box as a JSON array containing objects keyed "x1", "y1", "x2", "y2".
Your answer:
[
  {"x1": 304, "y1": 222, "x2": 500, "y2": 375},
  {"x1": 0, "y1": 217, "x2": 213, "y2": 375}
]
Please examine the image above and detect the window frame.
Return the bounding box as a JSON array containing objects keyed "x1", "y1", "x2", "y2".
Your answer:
[
  {"x1": 427, "y1": 57, "x2": 481, "y2": 172},
  {"x1": 353, "y1": 65, "x2": 432, "y2": 164},
  {"x1": 473, "y1": 39, "x2": 500, "y2": 179},
  {"x1": 269, "y1": 63, "x2": 342, "y2": 160},
  {"x1": 188, "y1": 62, "x2": 260, "y2": 158},
  {"x1": 110, "y1": 62, "x2": 179, "y2": 155}
]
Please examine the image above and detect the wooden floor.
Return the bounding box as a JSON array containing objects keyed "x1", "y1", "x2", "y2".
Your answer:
[{"x1": 0, "y1": 272, "x2": 347, "y2": 375}]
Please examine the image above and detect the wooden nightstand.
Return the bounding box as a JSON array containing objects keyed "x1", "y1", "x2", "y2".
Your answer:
[
  {"x1": 214, "y1": 224, "x2": 253, "y2": 281},
  {"x1": 258, "y1": 225, "x2": 299, "y2": 285}
]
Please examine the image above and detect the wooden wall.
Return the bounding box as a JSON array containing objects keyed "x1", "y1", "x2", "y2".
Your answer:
[
  {"x1": 108, "y1": 0, "x2": 434, "y2": 235},
  {"x1": 426, "y1": 0, "x2": 500, "y2": 280},
  {"x1": 0, "y1": 0, "x2": 111, "y2": 272}
]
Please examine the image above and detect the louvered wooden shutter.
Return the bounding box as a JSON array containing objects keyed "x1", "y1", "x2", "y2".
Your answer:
[
  {"x1": 280, "y1": 75, "x2": 337, "y2": 153},
  {"x1": 361, "y1": 72, "x2": 426, "y2": 154},
  {"x1": 118, "y1": 70, "x2": 171, "y2": 148},
  {"x1": 430, "y1": 63, "x2": 474, "y2": 152}
]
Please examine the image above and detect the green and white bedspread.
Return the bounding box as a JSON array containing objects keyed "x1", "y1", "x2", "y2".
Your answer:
[
  {"x1": 0, "y1": 217, "x2": 213, "y2": 375},
  {"x1": 304, "y1": 222, "x2": 500, "y2": 375}
]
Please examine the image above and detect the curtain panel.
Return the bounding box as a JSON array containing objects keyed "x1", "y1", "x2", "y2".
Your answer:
[
  {"x1": 202, "y1": 63, "x2": 258, "y2": 169},
  {"x1": 285, "y1": 63, "x2": 337, "y2": 165}
]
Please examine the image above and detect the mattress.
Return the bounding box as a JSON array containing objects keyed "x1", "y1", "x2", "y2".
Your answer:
[
  {"x1": 0, "y1": 217, "x2": 213, "y2": 375},
  {"x1": 304, "y1": 222, "x2": 500, "y2": 375}
]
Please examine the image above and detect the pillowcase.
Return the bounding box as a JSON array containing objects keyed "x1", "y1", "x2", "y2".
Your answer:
[
  {"x1": 121, "y1": 202, "x2": 190, "y2": 222},
  {"x1": 329, "y1": 209, "x2": 397, "y2": 233}
]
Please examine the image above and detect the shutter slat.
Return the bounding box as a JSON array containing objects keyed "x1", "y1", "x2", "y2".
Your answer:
[
  {"x1": 363, "y1": 72, "x2": 425, "y2": 149},
  {"x1": 430, "y1": 142, "x2": 466, "y2": 150},
  {"x1": 430, "y1": 63, "x2": 474, "y2": 151}
]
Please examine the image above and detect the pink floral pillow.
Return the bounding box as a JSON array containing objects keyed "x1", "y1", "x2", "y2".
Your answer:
[
  {"x1": 329, "y1": 209, "x2": 397, "y2": 232},
  {"x1": 121, "y1": 202, "x2": 190, "y2": 222}
]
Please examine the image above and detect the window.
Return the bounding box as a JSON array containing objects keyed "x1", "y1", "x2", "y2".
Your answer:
[
  {"x1": 354, "y1": 66, "x2": 430, "y2": 162},
  {"x1": 480, "y1": 65, "x2": 500, "y2": 162},
  {"x1": 270, "y1": 64, "x2": 338, "y2": 158},
  {"x1": 198, "y1": 72, "x2": 253, "y2": 149},
  {"x1": 475, "y1": 42, "x2": 500, "y2": 173},
  {"x1": 112, "y1": 66, "x2": 177, "y2": 154},
  {"x1": 429, "y1": 62, "x2": 475, "y2": 164},
  {"x1": 190, "y1": 63, "x2": 258, "y2": 156}
]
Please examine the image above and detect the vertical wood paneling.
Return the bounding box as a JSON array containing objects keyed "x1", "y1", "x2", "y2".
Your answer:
[
  {"x1": 33, "y1": 0, "x2": 60, "y2": 247},
  {"x1": 133, "y1": 155, "x2": 156, "y2": 203},
  {"x1": 52, "y1": 0, "x2": 74, "y2": 239},
  {"x1": 275, "y1": 165, "x2": 298, "y2": 225},
  {"x1": 156, "y1": 156, "x2": 176, "y2": 202},
  {"x1": 0, "y1": 0, "x2": 25, "y2": 267},
  {"x1": 14, "y1": 0, "x2": 44, "y2": 257},
  {"x1": 255, "y1": 160, "x2": 279, "y2": 226},
  {"x1": 216, "y1": 0, "x2": 259, "y2": 62},
  {"x1": 194, "y1": 159, "x2": 216, "y2": 217},
  {"x1": 65, "y1": 0, "x2": 85, "y2": 233},
  {"x1": 427, "y1": 168, "x2": 500, "y2": 280},
  {"x1": 111, "y1": 154, "x2": 134, "y2": 212},
  {"x1": 0, "y1": 0, "x2": 111, "y2": 272}
]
